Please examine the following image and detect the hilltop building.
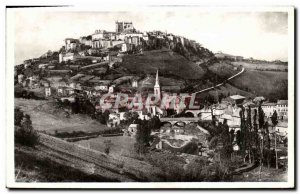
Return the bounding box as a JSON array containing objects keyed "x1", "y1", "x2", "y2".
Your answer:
[
  {"x1": 59, "y1": 52, "x2": 80, "y2": 63},
  {"x1": 92, "y1": 30, "x2": 109, "y2": 40},
  {"x1": 65, "y1": 38, "x2": 79, "y2": 51},
  {"x1": 115, "y1": 21, "x2": 135, "y2": 33}
]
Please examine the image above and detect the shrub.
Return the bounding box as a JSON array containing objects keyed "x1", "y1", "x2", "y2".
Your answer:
[
  {"x1": 147, "y1": 151, "x2": 185, "y2": 181},
  {"x1": 15, "y1": 113, "x2": 39, "y2": 147}
]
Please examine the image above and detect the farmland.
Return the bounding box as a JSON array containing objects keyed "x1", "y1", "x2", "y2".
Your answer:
[
  {"x1": 232, "y1": 61, "x2": 288, "y2": 71},
  {"x1": 76, "y1": 136, "x2": 137, "y2": 158},
  {"x1": 15, "y1": 98, "x2": 109, "y2": 135}
]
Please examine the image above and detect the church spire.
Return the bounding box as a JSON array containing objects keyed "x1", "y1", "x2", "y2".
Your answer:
[
  {"x1": 155, "y1": 69, "x2": 160, "y2": 87},
  {"x1": 154, "y1": 69, "x2": 161, "y2": 100}
]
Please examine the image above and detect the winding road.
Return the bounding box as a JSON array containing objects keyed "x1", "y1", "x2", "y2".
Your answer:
[{"x1": 192, "y1": 67, "x2": 245, "y2": 95}]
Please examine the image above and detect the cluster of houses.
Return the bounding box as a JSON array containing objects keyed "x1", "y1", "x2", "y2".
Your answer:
[
  {"x1": 192, "y1": 95, "x2": 288, "y2": 135},
  {"x1": 57, "y1": 21, "x2": 200, "y2": 64},
  {"x1": 59, "y1": 21, "x2": 148, "y2": 63}
]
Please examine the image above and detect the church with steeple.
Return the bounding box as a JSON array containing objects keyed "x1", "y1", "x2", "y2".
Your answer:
[{"x1": 154, "y1": 70, "x2": 161, "y2": 100}]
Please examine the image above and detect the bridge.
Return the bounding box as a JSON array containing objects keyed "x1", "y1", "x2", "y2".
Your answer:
[
  {"x1": 184, "y1": 110, "x2": 203, "y2": 118},
  {"x1": 160, "y1": 117, "x2": 200, "y2": 127}
]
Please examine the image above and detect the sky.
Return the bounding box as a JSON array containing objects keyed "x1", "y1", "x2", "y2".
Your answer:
[{"x1": 11, "y1": 9, "x2": 289, "y2": 64}]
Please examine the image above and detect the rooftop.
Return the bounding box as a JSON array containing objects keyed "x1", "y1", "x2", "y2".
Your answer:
[
  {"x1": 277, "y1": 100, "x2": 288, "y2": 105},
  {"x1": 229, "y1": 95, "x2": 246, "y2": 100},
  {"x1": 262, "y1": 102, "x2": 277, "y2": 106}
]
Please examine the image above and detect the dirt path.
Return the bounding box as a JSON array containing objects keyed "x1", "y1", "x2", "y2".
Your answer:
[{"x1": 193, "y1": 67, "x2": 245, "y2": 95}]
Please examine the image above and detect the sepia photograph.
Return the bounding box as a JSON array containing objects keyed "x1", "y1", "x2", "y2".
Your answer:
[{"x1": 5, "y1": 6, "x2": 295, "y2": 189}]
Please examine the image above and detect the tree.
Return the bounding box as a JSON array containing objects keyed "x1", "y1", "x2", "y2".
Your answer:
[
  {"x1": 123, "y1": 112, "x2": 132, "y2": 121},
  {"x1": 82, "y1": 100, "x2": 95, "y2": 117},
  {"x1": 258, "y1": 105, "x2": 265, "y2": 175},
  {"x1": 131, "y1": 111, "x2": 140, "y2": 122},
  {"x1": 264, "y1": 121, "x2": 271, "y2": 168},
  {"x1": 15, "y1": 114, "x2": 39, "y2": 147},
  {"x1": 15, "y1": 107, "x2": 24, "y2": 126},
  {"x1": 149, "y1": 116, "x2": 161, "y2": 130},
  {"x1": 253, "y1": 109, "x2": 259, "y2": 149},
  {"x1": 258, "y1": 105, "x2": 265, "y2": 129},
  {"x1": 102, "y1": 110, "x2": 110, "y2": 124},
  {"x1": 239, "y1": 107, "x2": 247, "y2": 160},
  {"x1": 134, "y1": 125, "x2": 148, "y2": 156},
  {"x1": 96, "y1": 111, "x2": 106, "y2": 124},
  {"x1": 271, "y1": 110, "x2": 279, "y2": 169},
  {"x1": 104, "y1": 140, "x2": 112, "y2": 155},
  {"x1": 220, "y1": 120, "x2": 232, "y2": 159},
  {"x1": 246, "y1": 106, "x2": 253, "y2": 163},
  {"x1": 71, "y1": 97, "x2": 80, "y2": 114}
]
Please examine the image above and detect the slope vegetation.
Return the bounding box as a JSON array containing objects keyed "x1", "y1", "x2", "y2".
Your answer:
[
  {"x1": 229, "y1": 69, "x2": 288, "y2": 100},
  {"x1": 122, "y1": 48, "x2": 206, "y2": 80}
]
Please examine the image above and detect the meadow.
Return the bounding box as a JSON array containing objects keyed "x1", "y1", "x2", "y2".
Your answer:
[{"x1": 15, "y1": 98, "x2": 109, "y2": 135}]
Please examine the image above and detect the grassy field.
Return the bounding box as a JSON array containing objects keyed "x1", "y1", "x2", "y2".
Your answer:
[
  {"x1": 122, "y1": 48, "x2": 206, "y2": 80},
  {"x1": 76, "y1": 135, "x2": 137, "y2": 159},
  {"x1": 15, "y1": 144, "x2": 115, "y2": 182},
  {"x1": 232, "y1": 61, "x2": 288, "y2": 71},
  {"x1": 232, "y1": 166, "x2": 287, "y2": 182},
  {"x1": 229, "y1": 69, "x2": 288, "y2": 100},
  {"x1": 15, "y1": 98, "x2": 109, "y2": 135}
]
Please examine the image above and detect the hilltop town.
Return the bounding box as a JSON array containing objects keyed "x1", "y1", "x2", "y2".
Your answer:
[{"x1": 14, "y1": 21, "x2": 288, "y2": 182}]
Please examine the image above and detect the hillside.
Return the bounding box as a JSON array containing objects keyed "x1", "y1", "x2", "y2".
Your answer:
[
  {"x1": 14, "y1": 98, "x2": 110, "y2": 135},
  {"x1": 207, "y1": 61, "x2": 240, "y2": 79},
  {"x1": 229, "y1": 69, "x2": 288, "y2": 101},
  {"x1": 15, "y1": 145, "x2": 115, "y2": 182},
  {"x1": 16, "y1": 133, "x2": 164, "y2": 182},
  {"x1": 203, "y1": 59, "x2": 288, "y2": 101},
  {"x1": 122, "y1": 48, "x2": 207, "y2": 80}
]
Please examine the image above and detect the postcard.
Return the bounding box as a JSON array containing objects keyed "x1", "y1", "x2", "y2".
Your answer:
[{"x1": 6, "y1": 6, "x2": 295, "y2": 189}]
